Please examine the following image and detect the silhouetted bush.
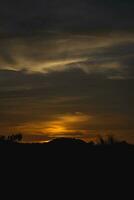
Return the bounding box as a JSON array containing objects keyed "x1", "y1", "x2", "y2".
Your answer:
[
  {"x1": 98, "y1": 135, "x2": 119, "y2": 145},
  {"x1": 0, "y1": 134, "x2": 23, "y2": 144},
  {"x1": 0, "y1": 135, "x2": 6, "y2": 141},
  {"x1": 7, "y1": 134, "x2": 23, "y2": 143}
]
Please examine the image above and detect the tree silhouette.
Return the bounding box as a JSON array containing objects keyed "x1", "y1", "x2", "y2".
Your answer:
[
  {"x1": 0, "y1": 135, "x2": 6, "y2": 142},
  {"x1": 7, "y1": 134, "x2": 23, "y2": 143},
  {"x1": 98, "y1": 135, "x2": 117, "y2": 145}
]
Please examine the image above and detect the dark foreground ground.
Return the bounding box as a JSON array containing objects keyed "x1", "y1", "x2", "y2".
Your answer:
[
  {"x1": 1, "y1": 137, "x2": 134, "y2": 162},
  {"x1": 0, "y1": 138, "x2": 133, "y2": 196}
]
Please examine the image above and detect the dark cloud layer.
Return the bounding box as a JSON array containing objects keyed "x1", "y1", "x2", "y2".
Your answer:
[{"x1": 0, "y1": 0, "x2": 134, "y2": 37}]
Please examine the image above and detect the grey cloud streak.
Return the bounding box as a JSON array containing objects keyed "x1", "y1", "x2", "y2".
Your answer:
[{"x1": 0, "y1": 32, "x2": 134, "y2": 78}]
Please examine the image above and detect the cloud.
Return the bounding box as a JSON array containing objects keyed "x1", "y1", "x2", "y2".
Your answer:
[
  {"x1": 0, "y1": 0, "x2": 134, "y2": 142},
  {"x1": 0, "y1": 68, "x2": 134, "y2": 142},
  {"x1": 0, "y1": 32, "x2": 134, "y2": 77},
  {"x1": 0, "y1": 0, "x2": 134, "y2": 38},
  {"x1": 65, "y1": 40, "x2": 134, "y2": 79}
]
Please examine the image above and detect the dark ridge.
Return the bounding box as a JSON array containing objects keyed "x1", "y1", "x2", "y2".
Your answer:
[{"x1": 48, "y1": 137, "x2": 87, "y2": 145}]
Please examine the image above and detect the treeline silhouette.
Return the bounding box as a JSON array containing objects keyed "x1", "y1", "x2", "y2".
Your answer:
[
  {"x1": 0, "y1": 134, "x2": 22, "y2": 144},
  {"x1": 0, "y1": 133, "x2": 128, "y2": 145},
  {"x1": 0, "y1": 133, "x2": 134, "y2": 158},
  {"x1": 0, "y1": 133, "x2": 133, "y2": 148}
]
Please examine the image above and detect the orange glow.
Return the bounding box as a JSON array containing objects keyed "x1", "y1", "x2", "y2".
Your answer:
[
  {"x1": 44, "y1": 113, "x2": 91, "y2": 135},
  {"x1": 7, "y1": 112, "x2": 131, "y2": 143},
  {"x1": 17, "y1": 112, "x2": 91, "y2": 137},
  {"x1": 45, "y1": 125, "x2": 67, "y2": 134}
]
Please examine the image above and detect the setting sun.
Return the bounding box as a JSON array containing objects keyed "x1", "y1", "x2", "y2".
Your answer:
[{"x1": 44, "y1": 113, "x2": 91, "y2": 135}]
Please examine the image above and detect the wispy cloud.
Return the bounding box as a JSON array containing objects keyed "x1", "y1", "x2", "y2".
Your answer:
[{"x1": 0, "y1": 32, "x2": 134, "y2": 79}]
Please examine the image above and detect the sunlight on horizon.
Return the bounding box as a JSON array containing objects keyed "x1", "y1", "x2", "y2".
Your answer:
[
  {"x1": 44, "y1": 113, "x2": 91, "y2": 134},
  {"x1": 13, "y1": 112, "x2": 94, "y2": 142}
]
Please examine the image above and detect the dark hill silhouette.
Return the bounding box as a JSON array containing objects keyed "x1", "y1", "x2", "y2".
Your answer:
[
  {"x1": 0, "y1": 133, "x2": 132, "y2": 148},
  {"x1": 0, "y1": 134, "x2": 134, "y2": 161},
  {"x1": 0, "y1": 134, "x2": 134, "y2": 159},
  {"x1": 48, "y1": 137, "x2": 87, "y2": 146}
]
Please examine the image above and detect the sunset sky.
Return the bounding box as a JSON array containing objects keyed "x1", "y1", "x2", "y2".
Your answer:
[{"x1": 0, "y1": 0, "x2": 134, "y2": 143}]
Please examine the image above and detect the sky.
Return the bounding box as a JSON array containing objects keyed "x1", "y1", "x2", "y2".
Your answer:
[{"x1": 0, "y1": 0, "x2": 134, "y2": 143}]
